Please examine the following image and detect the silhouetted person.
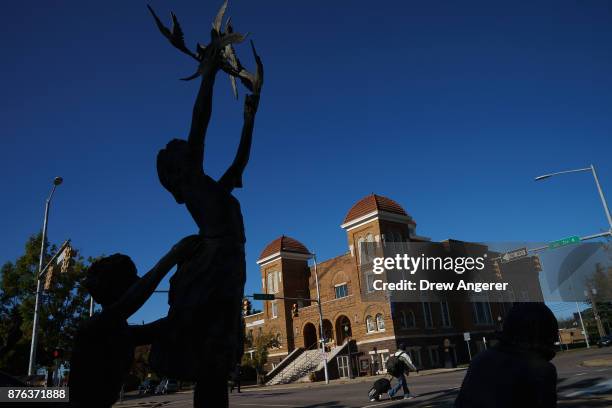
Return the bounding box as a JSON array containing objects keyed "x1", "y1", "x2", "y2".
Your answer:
[
  {"x1": 68, "y1": 236, "x2": 198, "y2": 408},
  {"x1": 455, "y1": 303, "x2": 558, "y2": 408}
]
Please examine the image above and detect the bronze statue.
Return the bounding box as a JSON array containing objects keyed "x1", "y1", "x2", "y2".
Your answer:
[{"x1": 147, "y1": 1, "x2": 263, "y2": 406}]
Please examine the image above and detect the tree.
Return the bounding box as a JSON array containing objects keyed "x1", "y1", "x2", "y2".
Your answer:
[
  {"x1": 584, "y1": 262, "x2": 612, "y2": 338},
  {"x1": 0, "y1": 233, "x2": 92, "y2": 376},
  {"x1": 242, "y1": 332, "x2": 279, "y2": 385}
]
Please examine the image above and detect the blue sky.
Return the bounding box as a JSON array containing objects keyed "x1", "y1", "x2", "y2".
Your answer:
[{"x1": 1, "y1": 1, "x2": 611, "y2": 323}]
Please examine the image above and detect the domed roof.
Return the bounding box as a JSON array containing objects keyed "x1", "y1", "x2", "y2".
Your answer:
[
  {"x1": 258, "y1": 235, "x2": 310, "y2": 260},
  {"x1": 343, "y1": 194, "x2": 408, "y2": 224}
]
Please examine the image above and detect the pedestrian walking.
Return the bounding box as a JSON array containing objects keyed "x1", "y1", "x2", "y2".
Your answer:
[{"x1": 386, "y1": 344, "x2": 418, "y2": 400}]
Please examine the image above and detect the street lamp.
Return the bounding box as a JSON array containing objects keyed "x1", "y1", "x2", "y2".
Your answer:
[
  {"x1": 534, "y1": 164, "x2": 612, "y2": 232},
  {"x1": 534, "y1": 165, "x2": 612, "y2": 349},
  {"x1": 28, "y1": 176, "x2": 63, "y2": 375},
  {"x1": 311, "y1": 254, "x2": 330, "y2": 384}
]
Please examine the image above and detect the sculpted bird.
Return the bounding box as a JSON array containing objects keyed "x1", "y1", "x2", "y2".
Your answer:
[{"x1": 147, "y1": 0, "x2": 256, "y2": 95}]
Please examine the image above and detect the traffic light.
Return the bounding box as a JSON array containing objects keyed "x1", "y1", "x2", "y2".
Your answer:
[
  {"x1": 60, "y1": 246, "x2": 74, "y2": 273},
  {"x1": 44, "y1": 265, "x2": 55, "y2": 291},
  {"x1": 531, "y1": 255, "x2": 542, "y2": 272},
  {"x1": 242, "y1": 298, "x2": 252, "y2": 316},
  {"x1": 291, "y1": 303, "x2": 299, "y2": 318},
  {"x1": 52, "y1": 348, "x2": 64, "y2": 360}
]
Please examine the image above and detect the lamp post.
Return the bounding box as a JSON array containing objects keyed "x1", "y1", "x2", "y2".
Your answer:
[
  {"x1": 311, "y1": 253, "x2": 330, "y2": 384},
  {"x1": 535, "y1": 164, "x2": 612, "y2": 232},
  {"x1": 28, "y1": 176, "x2": 63, "y2": 375}
]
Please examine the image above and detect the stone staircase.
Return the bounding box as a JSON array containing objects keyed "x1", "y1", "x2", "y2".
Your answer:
[
  {"x1": 266, "y1": 348, "x2": 326, "y2": 385},
  {"x1": 266, "y1": 342, "x2": 350, "y2": 385}
]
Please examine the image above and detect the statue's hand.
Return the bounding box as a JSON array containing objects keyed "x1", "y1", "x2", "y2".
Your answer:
[{"x1": 169, "y1": 235, "x2": 202, "y2": 263}]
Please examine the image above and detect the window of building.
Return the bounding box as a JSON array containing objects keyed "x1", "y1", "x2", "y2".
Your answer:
[
  {"x1": 267, "y1": 271, "x2": 280, "y2": 294},
  {"x1": 366, "y1": 315, "x2": 376, "y2": 333},
  {"x1": 422, "y1": 302, "x2": 433, "y2": 328},
  {"x1": 365, "y1": 234, "x2": 374, "y2": 262},
  {"x1": 358, "y1": 237, "x2": 366, "y2": 265},
  {"x1": 271, "y1": 301, "x2": 279, "y2": 318},
  {"x1": 366, "y1": 273, "x2": 376, "y2": 293},
  {"x1": 400, "y1": 310, "x2": 416, "y2": 328},
  {"x1": 440, "y1": 301, "x2": 451, "y2": 327},
  {"x1": 472, "y1": 302, "x2": 493, "y2": 325},
  {"x1": 399, "y1": 311, "x2": 407, "y2": 328},
  {"x1": 407, "y1": 310, "x2": 416, "y2": 327},
  {"x1": 335, "y1": 283, "x2": 348, "y2": 299},
  {"x1": 376, "y1": 313, "x2": 385, "y2": 331}
]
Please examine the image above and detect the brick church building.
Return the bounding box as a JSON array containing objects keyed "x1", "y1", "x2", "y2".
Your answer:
[{"x1": 243, "y1": 194, "x2": 543, "y2": 382}]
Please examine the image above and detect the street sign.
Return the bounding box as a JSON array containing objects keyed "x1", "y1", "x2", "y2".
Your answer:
[
  {"x1": 548, "y1": 235, "x2": 580, "y2": 249},
  {"x1": 463, "y1": 332, "x2": 471, "y2": 341},
  {"x1": 253, "y1": 293, "x2": 275, "y2": 301},
  {"x1": 500, "y1": 247, "x2": 528, "y2": 263}
]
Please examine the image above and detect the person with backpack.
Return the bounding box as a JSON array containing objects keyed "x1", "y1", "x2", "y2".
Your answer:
[{"x1": 386, "y1": 343, "x2": 418, "y2": 400}]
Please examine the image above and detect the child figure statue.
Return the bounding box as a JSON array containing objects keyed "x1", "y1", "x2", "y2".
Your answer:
[{"x1": 147, "y1": 2, "x2": 263, "y2": 406}]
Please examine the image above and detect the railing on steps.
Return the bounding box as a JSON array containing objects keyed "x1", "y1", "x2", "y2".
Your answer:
[
  {"x1": 267, "y1": 341, "x2": 324, "y2": 385},
  {"x1": 263, "y1": 347, "x2": 304, "y2": 384}
]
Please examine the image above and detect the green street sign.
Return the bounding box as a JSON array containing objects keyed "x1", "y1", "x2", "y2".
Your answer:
[
  {"x1": 253, "y1": 293, "x2": 275, "y2": 301},
  {"x1": 548, "y1": 235, "x2": 580, "y2": 249}
]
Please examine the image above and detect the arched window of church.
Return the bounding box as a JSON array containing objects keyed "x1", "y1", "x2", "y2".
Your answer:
[
  {"x1": 358, "y1": 237, "x2": 366, "y2": 264},
  {"x1": 366, "y1": 233, "x2": 374, "y2": 261},
  {"x1": 366, "y1": 315, "x2": 376, "y2": 333},
  {"x1": 376, "y1": 313, "x2": 385, "y2": 331},
  {"x1": 267, "y1": 271, "x2": 280, "y2": 294},
  {"x1": 406, "y1": 310, "x2": 416, "y2": 328},
  {"x1": 399, "y1": 311, "x2": 407, "y2": 328}
]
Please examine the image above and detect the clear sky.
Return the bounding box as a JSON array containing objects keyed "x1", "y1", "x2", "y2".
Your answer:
[{"x1": 1, "y1": 1, "x2": 611, "y2": 324}]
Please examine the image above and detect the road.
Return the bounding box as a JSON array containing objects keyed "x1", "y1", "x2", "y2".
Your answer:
[{"x1": 114, "y1": 347, "x2": 612, "y2": 408}]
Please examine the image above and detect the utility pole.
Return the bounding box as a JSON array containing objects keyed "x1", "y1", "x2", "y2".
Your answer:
[
  {"x1": 575, "y1": 301, "x2": 590, "y2": 349},
  {"x1": 312, "y1": 254, "x2": 330, "y2": 384},
  {"x1": 585, "y1": 284, "x2": 606, "y2": 338}
]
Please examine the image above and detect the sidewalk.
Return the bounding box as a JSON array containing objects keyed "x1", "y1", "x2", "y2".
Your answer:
[{"x1": 241, "y1": 366, "x2": 467, "y2": 393}]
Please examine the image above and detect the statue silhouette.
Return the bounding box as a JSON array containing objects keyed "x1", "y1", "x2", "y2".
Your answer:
[
  {"x1": 68, "y1": 237, "x2": 200, "y2": 408},
  {"x1": 147, "y1": 2, "x2": 263, "y2": 406}
]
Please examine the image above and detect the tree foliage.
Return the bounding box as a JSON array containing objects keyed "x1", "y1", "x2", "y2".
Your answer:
[
  {"x1": 242, "y1": 332, "x2": 279, "y2": 384},
  {"x1": 0, "y1": 233, "x2": 92, "y2": 376}
]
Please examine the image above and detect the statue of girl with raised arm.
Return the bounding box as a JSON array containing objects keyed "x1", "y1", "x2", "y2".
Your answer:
[{"x1": 147, "y1": 2, "x2": 263, "y2": 406}]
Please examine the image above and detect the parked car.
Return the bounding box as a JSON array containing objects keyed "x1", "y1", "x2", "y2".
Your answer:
[
  {"x1": 138, "y1": 379, "x2": 159, "y2": 395},
  {"x1": 597, "y1": 335, "x2": 612, "y2": 347},
  {"x1": 155, "y1": 378, "x2": 179, "y2": 395}
]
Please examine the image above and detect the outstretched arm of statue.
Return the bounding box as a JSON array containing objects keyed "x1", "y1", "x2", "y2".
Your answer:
[
  {"x1": 187, "y1": 62, "x2": 220, "y2": 170},
  {"x1": 218, "y1": 42, "x2": 263, "y2": 191},
  {"x1": 218, "y1": 94, "x2": 259, "y2": 191},
  {"x1": 107, "y1": 235, "x2": 201, "y2": 321},
  {"x1": 128, "y1": 317, "x2": 170, "y2": 346}
]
